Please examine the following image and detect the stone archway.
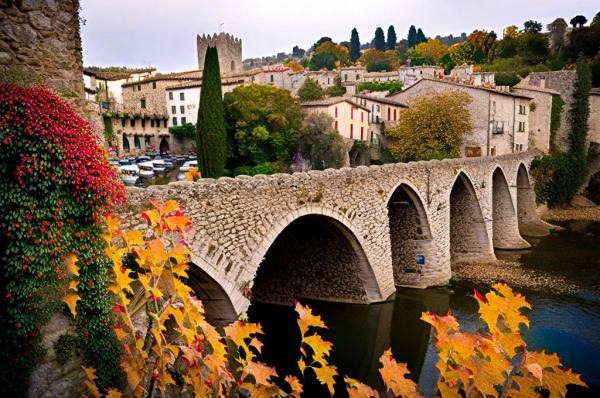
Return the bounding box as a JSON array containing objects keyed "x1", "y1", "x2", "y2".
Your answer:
[
  {"x1": 251, "y1": 214, "x2": 381, "y2": 305},
  {"x1": 492, "y1": 167, "x2": 530, "y2": 249},
  {"x1": 387, "y1": 183, "x2": 432, "y2": 286},
  {"x1": 187, "y1": 264, "x2": 237, "y2": 328},
  {"x1": 159, "y1": 137, "x2": 170, "y2": 155},
  {"x1": 449, "y1": 172, "x2": 494, "y2": 263},
  {"x1": 122, "y1": 133, "x2": 130, "y2": 153}
]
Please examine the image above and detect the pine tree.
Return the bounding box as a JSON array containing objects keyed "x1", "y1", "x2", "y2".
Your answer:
[
  {"x1": 408, "y1": 25, "x2": 417, "y2": 48},
  {"x1": 350, "y1": 28, "x2": 361, "y2": 62},
  {"x1": 416, "y1": 28, "x2": 427, "y2": 46},
  {"x1": 196, "y1": 46, "x2": 227, "y2": 178},
  {"x1": 374, "y1": 27, "x2": 386, "y2": 51},
  {"x1": 387, "y1": 25, "x2": 397, "y2": 50}
]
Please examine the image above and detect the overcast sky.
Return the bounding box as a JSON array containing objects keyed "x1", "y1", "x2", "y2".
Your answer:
[{"x1": 80, "y1": 0, "x2": 598, "y2": 72}]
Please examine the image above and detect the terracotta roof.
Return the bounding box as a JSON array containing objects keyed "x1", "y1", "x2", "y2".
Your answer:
[
  {"x1": 512, "y1": 84, "x2": 560, "y2": 96},
  {"x1": 301, "y1": 97, "x2": 370, "y2": 112},
  {"x1": 165, "y1": 78, "x2": 246, "y2": 90},
  {"x1": 84, "y1": 67, "x2": 156, "y2": 81},
  {"x1": 353, "y1": 94, "x2": 408, "y2": 108},
  {"x1": 121, "y1": 70, "x2": 202, "y2": 87},
  {"x1": 389, "y1": 78, "x2": 533, "y2": 99}
]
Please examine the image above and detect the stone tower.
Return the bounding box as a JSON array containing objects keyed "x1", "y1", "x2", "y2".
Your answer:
[{"x1": 197, "y1": 33, "x2": 242, "y2": 74}]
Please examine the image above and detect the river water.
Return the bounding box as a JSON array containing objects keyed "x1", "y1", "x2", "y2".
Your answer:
[{"x1": 247, "y1": 221, "x2": 600, "y2": 397}]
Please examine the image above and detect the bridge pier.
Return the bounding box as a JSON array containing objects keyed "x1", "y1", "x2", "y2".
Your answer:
[{"x1": 492, "y1": 168, "x2": 531, "y2": 250}]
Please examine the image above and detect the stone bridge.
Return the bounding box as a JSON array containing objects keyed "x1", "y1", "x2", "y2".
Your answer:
[{"x1": 122, "y1": 152, "x2": 540, "y2": 322}]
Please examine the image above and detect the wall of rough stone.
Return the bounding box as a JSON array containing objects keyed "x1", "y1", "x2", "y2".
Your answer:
[
  {"x1": 589, "y1": 93, "x2": 600, "y2": 147},
  {"x1": 527, "y1": 71, "x2": 577, "y2": 152},
  {"x1": 120, "y1": 151, "x2": 538, "y2": 315},
  {"x1": 197, "y1": 33, "x2": 242, "y2": 73}
]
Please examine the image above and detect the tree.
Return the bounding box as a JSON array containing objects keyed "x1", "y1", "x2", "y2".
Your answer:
[
  {"x1": 523, "y1": 20, "x2": 543, "y2": 33},
  {"x1": 359, "y1": 49, "x2": 399, "y2": 72},
  {"x1": 299, "y1": 112, "x2": 347, "y2": 170},
  {"x1": 407, "y1": 25, "x2": 417, "y2": 48},
  {"x1": 387, "y1": 25, "x2": 397, "y2": 50},
  {"x1": 350, "y1": 28, "x2": 361, "y2": 62},
  {"x1": 449, "y1": 41, "x2": 474, "y2": 66},
  {"x1": 292, "y1": 45, "x2": 306, "y2": 58},
  {"x1": 412, "y1": 38, "x2": 449, "y2": 64},
  {"x1": 570, "y1": 15, "x2": 588, "y2": 28},
  {"x1": 297, "y1": 77, "x2": 324, "y2": 101},
  {"x1": 326, "y1": 75, "x2": 346, "y2": 97},
  {"x1": 284, "y1": 59, "x2": 304, "y2": 72},
  {"x1": 592, "y1": 54, "x2": 600, "y2": 87},
  {"x1": 386, "y1": 91, "x2": 473, "y2": 161},
  {"x1": 196, "y1": 46, "x2": 227, "y2": 178},
  {"x1": 503, "y1": 25, "x2": 520, "y2": 38},
  {"x1": 314, "y1": 41, "x2": 350, "y2": 66},
  {"x1": 497, "y1": 35, "x2": 519, "y2": 58},
  {"x1": 308, "y1": 51, "x2": 336, "y2": 71},
  {"x1": 374, "y1": 27, "x2": 386, "y2": 51},
  {"x1": 519, "y1": 32, "x2": 550, "y2": 65},
  {"x1": 312, "y1": 36, "x2": 333, "y2": 51},
  {"x1": 495, "y1": 72, "x2": 521, "y2": 86},
  {"x1": 570, "y1": 55, "x2": 591, "y2": 157},
  {"x1": 224, "y1": 84, "x2": 304, "y2": 168},
  {"x1": 593, "y1": 11, "x2": 600, "y2": 27},
  {"x1": 416, "y1": 28, "x2": 427, "y2": 46}
]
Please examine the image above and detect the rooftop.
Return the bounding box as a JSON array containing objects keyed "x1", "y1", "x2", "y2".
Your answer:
[
  {"x1": 301, "y1": 97, "x2": 370, "y2": 112},
  {"x1": 389, "y1": 78, "x2": 533, "y2": 100},
  {"x1": 84, "y1": 67, "x2": 156, "y2": 81},
  {"x1": 353, "y1": 93, "x2": 408, "y2": 108}
]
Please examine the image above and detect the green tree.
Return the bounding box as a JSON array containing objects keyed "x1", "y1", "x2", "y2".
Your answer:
[
  {"x1": 570, "y1": 55, "x2": 591, "y2": 157},
  {"x1": 408, "y1": 25, "x2": 417, "y2": 48},
  {"x1": 386, "y1": 91, "x2": 473, "y2": 161},
  {"x1": 350, "y1": 28, "x2": 361, "y2": 62},
  {"x1": 416, "y1": 28, "x2": 427, "y2": 46},
  {"x1": 224, "y1": 84, "x2": 304, "y2": 168},
  {"x1": 570, "y1": 15, "x2": 588, "y2": 28},
  {"x1": 387, "y1": 25, "x2": 397, "y2": 50},
  {"x1": 326, "y1": 76, "x2": 346, "y2": 97},
  {"x1": 196, "y1": 46, "x2": 227, "y2": 178},
  {"x1": 591, "y1": 54, "x2": 600, "y2": 87},
  {"x1": 313, "y1": 36, "x2": 333, "y2": 50},
  {"x1": 299, "y1": 112, "x2": 347, "y2": 170},
  {"x1": 308, "y1": 51, "x2": 336, "y2": 70},
  {"x1": 496, "y1": 35, "x2": 519, "y2": 58},
  {"x1": 519, "y1": 32, "x2": 550, "y2": 65},
  {"x1": 374, "y1": 27, "x2": 386, "y2": 51},
  {"x1": 297, "y1": 77, "x2": 324, "y2": 101},
  {"x1": 494, "y1": 72, "x2": 521, "y2": 86},
  {"x1": 523, "y1": 20, "x2": 543, "y2": 33}
]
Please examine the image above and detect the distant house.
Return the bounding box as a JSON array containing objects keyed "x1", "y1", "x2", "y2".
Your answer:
[
  {"x1": 388, "y1": 78, "x2": 532, "y2": 157},
  {"x1": 399, "y1": 65, "x2": 444, "y2": 88},
  {"x1": 449, "y1": 65, "x2": 495, "y2": 87},
  {"x1": 301, "y1": 97, "x2": 370, "y2": 142},
  {"x1": 363, "y1": 71, "x2": 399, "y2": 82},
  {"x1": 86, "y1": 67, "x2": 156, "y2": 112}
]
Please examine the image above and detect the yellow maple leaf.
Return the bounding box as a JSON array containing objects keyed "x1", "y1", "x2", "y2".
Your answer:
[
  {"x1": 437, "y1": 381, "x2": 461, "y2": 398},
  {"x1": 285, "y1": 375, "x2": 303, "y2": 397},
  {"x1": 313, "y1": 364, "x2": 337, "y2": 396},
  {"x1": 64, "y1": 254, "x2": 79, "y2": 276},
  {"x1": 82, "y1": 366, "x2": 100, "y2": 398},
  {"x1": 379, "y1": 349, "x2": 420, "y2": 398},
  {"x1": 122, "y1": 230, "x2": 144, "y2": 248},
  {"x1": 164, "y1": 215, "x2": 190, "y2": 233},
  {"x1": 345, "y1": 376, "x2": 377, "y2": 398},
  {"x1": 303, "y1": 334, "x2": 333, "y2": 365},
  {"x1": 420, "y1": 311, "x2": 459, "y2": 336},
  {"x1": 295, "y1": 302, "x2": 326, "y2": 336},
  {"x1": 507, "y1": 374, "x2": 541, "y2": 398},
  {"x1": 243, "y1": 361, "x2": 278, "y2": 386},
  {"x1": 63, "y1": 293, "x2": 79, "y2": 317}
]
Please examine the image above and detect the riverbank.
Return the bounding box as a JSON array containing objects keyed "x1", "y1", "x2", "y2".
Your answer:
[{"x1": 540, "y1": 205, "x2": 600, "y2": 222}]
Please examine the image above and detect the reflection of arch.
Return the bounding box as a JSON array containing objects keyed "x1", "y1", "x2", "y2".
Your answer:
[
  {"x1": 387, "y1": 182, "x2": 432, "y2": 284},
  {"x1": 449, "y1": 172, "x2": 493, "y2": 263},
  {"x1": 187, "y1": 263, "x2": 237, "y2": 328},
  {"x1": 159, "y1": 138, "x2": 170, "y2": 155},
  {"x1": 492, "y1": 167, "x2": 530, "y2": 249},
  {"x1": 134, "y1": 135, "x2": 141, "y2": 150},
  {"x1": 251, "y1": 213, "x2": 383, "y2": 305},
  {"x1": 122, "y1": 134, "x2": 130, "y2": 152}
]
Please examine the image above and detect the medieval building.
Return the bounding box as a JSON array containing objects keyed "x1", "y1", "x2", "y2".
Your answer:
[{"x1": 197, "y1": 32, "x2": 242, "y2": 73}]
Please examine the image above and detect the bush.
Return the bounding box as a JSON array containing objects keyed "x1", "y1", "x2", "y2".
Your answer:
[
  {"x1": 169, "y1": 123, "x2": 196, "y2": 139},
  {"x1": 233, "y1": 162, "x2": 284, "y2": 176},
  {"x1": 494, "y1": 72, "x2": 520, "y2": 86},
  {"x1": 0, "y1": 84, "x2": 125, "y2": 393},
  {"x1": 531, "y1": 154, "x2": 586, "y2": 206},
  {"x1": 297, "y1": 77, "x2": 324, "y2": 101},
  {"x1": 357, "y1": 80, "x2": 402, "y2": 94}
]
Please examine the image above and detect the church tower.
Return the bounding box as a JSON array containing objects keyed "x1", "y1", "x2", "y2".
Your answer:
[{"x1": 197, "y1": 32, "x2": 242, "y2": 74}]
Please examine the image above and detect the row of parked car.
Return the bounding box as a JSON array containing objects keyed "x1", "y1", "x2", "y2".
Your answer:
[{"x1": 111, "y1": 154, "x2": 197, "y2": 186}]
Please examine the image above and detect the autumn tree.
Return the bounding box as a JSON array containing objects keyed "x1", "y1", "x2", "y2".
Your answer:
[
  {"x1": 309, "y1": 51, "x2": 336, "y2": 71},
  {"x1": 407, "y1": 25, "x2": 418, "y2": 48},
  {"x1": 412, "y1": 38, "x2": 449, "y2": 64},
  {"x1": 312, "y1": 36, "x2": 333, "y2": 51},
  {"x1": 350, "y1": 28, "x2": 361, "y2": 62},
  {"x1": 224, "y1": 84, "x2": 304, "y2": 169},
  {"x1": 297, "y1": 77, "x2": 324, "y2": 101},
  {"x1": 298, "y1": 112, "x2": 347, "y2": 170},
  {"x1": 387, "y1": 25, "x2": 397, "y2": 50},
  {"x1": 374, "y1": 27, "x2": 386, "y2": 51},
  {"x1": 284, "y1": 59, "x2": 305, "y2": 73},
  {"x1": 309, "y1": 41, "x2": 349, "y2": 70},
  {"x1": 359, "y1": 48, "x2": 399, "y2": 72},
  {"x1": 449, "y1": 41, "x2": 474, "y2": 66},
  {"x1": 524, "y1": 20, "x2": 543, "y2": 33},
  {"x1": 197, "y1": 46, "x2": 227, "y2": 178},
  {"x1": 386, "y1": 90, "x2": 473, "y2": 161}
]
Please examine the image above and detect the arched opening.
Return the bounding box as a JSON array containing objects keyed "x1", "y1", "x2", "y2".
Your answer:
[
  {"x1": 517, "y1": 164, "x2": 537, "y2": 228},
  {"x1": 492, "y1": 168, "x2": 519, "y2": 249},
  {"x1": 122, "y1": 134, "x2": 130, "y2": 152},
  {"x1": 134, "y1": 135, "x2": 141, "y2": 150},
  {"x1": 230, "y1": 60, "x2": 235, "y2": 71},
  {"x1": 251, "y1": 215, "x2": 381, "y2": 305},
  {"x1": 450, "y1": 173, "x2": 492, "y2": 263},
  {"x1": 387, "y1": 184, "x2": 432, "y2": 285},
  {"x1": 159, "y1": 138, "x2": 170, "y2": 155},
  {"x1": 186, "y1": 264, "x2": 237, "y2": 328}
]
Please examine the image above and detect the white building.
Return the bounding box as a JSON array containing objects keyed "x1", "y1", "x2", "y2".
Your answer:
[{"x1": 399, "y1": 65, "x2": 445, "y2": 88}]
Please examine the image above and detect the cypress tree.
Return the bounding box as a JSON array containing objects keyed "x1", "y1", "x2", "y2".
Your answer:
[
  {"x1": 350, "y1": 28, "x2": 361, "y2": 62},
  {"x1": 570, "y1": 55, "x2": 591, "y2": 158},
  {"x1": 374, "y1": 27, "x2": 386, "y2": 51},
  {"x1": 416, "y1": 28, "x2": 427, "y2": 45},
  {"x1": 387, "y1": 25, "x2": 397, "y2": 50},
  {"x1": 196, "y1": 46, "x2": 227, "y2": 178},
  {"x1": 408, "y1": 25, "x2": 417, "y2": 48}
]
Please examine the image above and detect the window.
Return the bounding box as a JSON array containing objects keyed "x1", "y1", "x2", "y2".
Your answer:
[
  {"x1": 344, "y1": 74, "x2": 348, "y2": 82},
  {"x1": 327, "y1": 78, "x2": 330, "y2": 85},
  {"x1": 334, "y1": 121, "x2": 338, "y2": 130},
  {"x1": 152, "y1": 82, "x2": 157, "y2": 89},
  {"x1": 172, "y1": 117, "x2": 178, "y2": 126},
  {"x1": 350, "y1": 124, "x2": 354, "y2": 138},
  {"x1": 492, "y1": 101, "x2": 496, "y2": 113},
  {"x1": 351, "y1": 107, "x2": 354, "y2": 119},
  {"x1": 181, "y1": 117, "x2": 187, "y2": 124},
  {"x1": 132, "y1": 86, "x2": 135, "y2": 92},
  {"x1": 387, "y1": 108, "x2": 391, "y2": 120},
  {"x1": 180, "y1": 105, "x2": 185, "y2": 114},
  {"x1": 270, "y1": 74, "x2": 274, "y2": 83},
  {"x1": 376, "y1": 105, "x2": 380, "y2": 112},
  {"x1": 151, "y1": 120, "x2": 154, "y2": 127},
  {"x1": 130, "y1": 119, "x2": 135, "y2": 127},
  {"x1": 137, "y1": 84, "x2": 141, "y2": 91},
  {"x1": 141, "y1": 119, "x2": 145, "y2": 128},
  {"x1": 335, "y1": 107, "x2": 338, "y2": 118},
  {"x1": 519, "y1": 105, "x2": 527, "y2": 115},
  {"x1": 171, "y1": 106, "x2": 176, "y2": 114},
  {"x1": 163, "y1": 120, "x2": 167, "y2": 128},
  {"x1": 180, "y1": 92, "x2": 185, "y2": 101},
  {"x1": 121, "y1": 119, "x2": 126, "y2": 127},
  {"x1": 393, "y1": 109, "x2": 397, "y2": 120},
  {"x1": 140, "y1": 99, "x2": 146, "y2": 109},
  {"x1": 357, "y1": 74, "x2": 360, "y2": 80},
  {"x1": 361, "y1": 112, "x2": 364, "y2": 122},
  {"x1": 493, "y1": 121, "x2": 504, "y2": 134},
  {"x1": 360, "y1": 126, "x2": 364, "y2": 140},
  {"x1": 518, "y1": 121, "x2": 525, "y2": 132},
  {"x1": 169, "y1": 92, "x2": 173, "y2": 100}
]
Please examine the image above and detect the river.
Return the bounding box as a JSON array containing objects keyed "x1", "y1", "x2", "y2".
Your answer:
[{"x1": 246, "y1": 221, "x2": 600, "y2": 397}]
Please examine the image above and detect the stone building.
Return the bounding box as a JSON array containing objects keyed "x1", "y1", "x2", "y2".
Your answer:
[
  {"x1": 84, "y1": 67, "x2": 156, "y2": 112},
  {"x1": 449, "y1": 65, "x2": 495, "y2": 87},
  {"x1": 399, "y1": 65, "x2": 444, "y2": 88},
  {"x1": 363, "y1": 71, "x2": 399, "y2": 82},
  {"x1": 107, "y1": 115, "x2": 170, "y2": 156},
  {"x1": 340, "y1": 66, "x2": 367, "y2": 84},
  {"x1": 302, "y1": 97, "x2": 370, "y2": 142},
  {"x1": 547, "y1": 18, "x2": 570, "y2": 54},
  {"x1": 388, "y1": 78, "x2": 532, "y2": 157},
  {"x1": 197, "y1": 32, "x2": 242, "y2": 73}
]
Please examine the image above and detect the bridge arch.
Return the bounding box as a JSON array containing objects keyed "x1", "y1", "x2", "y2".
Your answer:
[
  {"x1": 516, "y1": 163, "x2": 537, "y2": 229},
  {"x1": 187, "y1": 264, "x2": 237, "y2": 328},
  {"x1": 449, "y1": 171, "x2": 494, "y2": 263},
  {"x1": 491, "y1": 167, "x2": 530, "y2": 249},
  {"x1": 250, "y1": 209, "x2": 385, "y2": 305},
  {"x1": 386, "y1": 181, "x2": 433, "y2": 285}
]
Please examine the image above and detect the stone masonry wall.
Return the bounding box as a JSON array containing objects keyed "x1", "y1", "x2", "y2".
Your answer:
[{"x1": 120, "y1": 152, "x2": 538, "y2": 315}]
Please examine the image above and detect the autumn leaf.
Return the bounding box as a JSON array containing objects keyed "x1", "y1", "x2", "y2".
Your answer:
[
  {"x1": 285, "y1": 375, "x2": 303, "y2": 397},
  {"x1": 379, "y1": 349, "x2": 420, "y2": 398},
  {"x1": 242, "y1": 361, "x2": 278, "y2": 385},
  {"x1": 437, "y1": 381, "x2": 461, "y2": 398},
  {"x1": 64, "y1": 254, "x2": 79, "y2": 276},
  {"x1": 82, "y1": 366, "x2": 101, "y2": 398},
  {"x1": 420, "y1": 311, "x2": 459, "y2": 337},
  {"x1": 313, "y1": 364, "x2": 337, "y2": 396},
  {"x1": 295, "y1": 302, "x2": 326, "y2": 336},
  {"x1": 63, "y1": 293, "x2": 79, "y2": 317},
  {"x1": 345, "y1": 376, "x2": 377, "y2": 398},
  {"x1": 303, "y1": 334, "x2": 333, "y2": 365},
  {"x1": 122, "y1": 229, "x2": 144, "y2": 248}
]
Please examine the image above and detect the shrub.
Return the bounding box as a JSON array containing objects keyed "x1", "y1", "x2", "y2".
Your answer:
[
  {"x1": 531, "y1": 154, "x2": 586, "y2": 206},
  {"x1": 169, "y1": 123, "x2": 196, "y2": 140},
  {"x1": 357, "y1": 80, "x2": 403, "y2": 94},
  {"x1": 494, "y1": 72, "x2": 520, "y2": 87},
  {"x1": 0, "y1": 84, "x2": 125, "y2": 394},
  {"x1": 297, "y1": 77, "x2": 324, "y2": 101}
]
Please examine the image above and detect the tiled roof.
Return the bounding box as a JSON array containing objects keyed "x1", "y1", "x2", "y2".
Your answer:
[
  {"x1": 353, "y1": 94, "x2": 408, "y2": 108},
  {"x1": 301, "y1": 97, "x2": 370, "y2": 112},
  {"x1": 84, "y1": 67, "x2": 156, "y2": 81},
  {"x1": 165, "y1": 78, "x2": 246, "y2": 90},
  {"x1": 390, "y1": 78, "x2": 533, "y2": 99}
]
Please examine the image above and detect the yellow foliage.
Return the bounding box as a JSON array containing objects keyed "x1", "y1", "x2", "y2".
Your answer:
[
  {"x1": 412, "y1": 39, "x2": 449, "y2": 63},
  {"x1": 185, "y1": 166, "x2": 200, "y2": 181},
  {"x1": 315, "y1": 41, "x2": 350, "y2": 66}
]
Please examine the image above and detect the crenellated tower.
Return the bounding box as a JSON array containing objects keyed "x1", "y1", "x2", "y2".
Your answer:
[{"x1": 197, "y1": 32, "x2": 242, "y2": 74}]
